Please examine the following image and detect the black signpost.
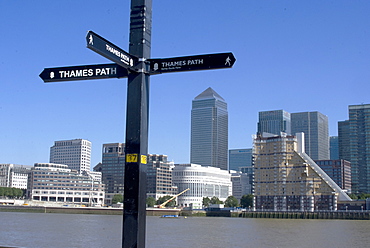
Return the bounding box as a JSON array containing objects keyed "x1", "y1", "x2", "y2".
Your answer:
[
  {"x1": 40, "y1": 0, "x2": 235, "y2": 247},
  {"x1": 86, "y1": 30, "x2": 139, "y2": 71},
  {"x1": 148, "y1": 52, "x2": 236, "y2": 74},
  {"x1": 39, "y1": 63, "x2": 128, "y2": 82}
]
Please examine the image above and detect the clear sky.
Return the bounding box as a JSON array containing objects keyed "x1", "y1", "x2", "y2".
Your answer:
[{"x1": 1, "y1": 0, "x2": 370, "y2": 167}]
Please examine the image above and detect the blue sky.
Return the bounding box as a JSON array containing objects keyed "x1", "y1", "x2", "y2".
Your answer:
[{"x1": 1, "y1": 0, "x2": 370, "y2": 167}]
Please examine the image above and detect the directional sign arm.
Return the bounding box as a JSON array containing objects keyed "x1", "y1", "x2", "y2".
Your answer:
[
  {"x1": 147, "y1": 52, "x2": 236, "y2": 74},
  {"x1": 86, "y1": 31, "x2": 138, "y2": 71},
  {"x1": 39, "y1": 63, "x2": 128, "y2": 82}
]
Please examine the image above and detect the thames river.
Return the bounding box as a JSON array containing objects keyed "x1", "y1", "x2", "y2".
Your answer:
[{"x1": 0, "y1": 212, "x2": 369, "y2": 248}]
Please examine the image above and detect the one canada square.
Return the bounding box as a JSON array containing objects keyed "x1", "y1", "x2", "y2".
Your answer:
[{"x1": 190, "y1": 87, "x2": 228, "y2": 170}]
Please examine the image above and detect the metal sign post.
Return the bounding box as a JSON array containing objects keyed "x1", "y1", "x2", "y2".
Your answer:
[
  {"x1": 40, "y1": 0, "x2": 235, "y2": 247},
  {"x1": 122, "y1": 1, "x2": 152, "y2": 247}
]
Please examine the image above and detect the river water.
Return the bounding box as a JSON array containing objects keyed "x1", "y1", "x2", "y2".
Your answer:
[{"x1": 0, "y1": 212, "x2": 369, "y2": 248}]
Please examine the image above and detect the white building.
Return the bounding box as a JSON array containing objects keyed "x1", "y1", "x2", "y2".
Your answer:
[
  {"x1": 28, "y1": 163, "x2": 105, "y2": 206},
  {"x1": 50, "y1": 139, "x2": 91, "y2": 174},
  {"x1": 0, "y1": 164, "x2": 31, "y2": 189},
  {"x1": 172, "y1": 164, "x2": 232, "y2": 209}
]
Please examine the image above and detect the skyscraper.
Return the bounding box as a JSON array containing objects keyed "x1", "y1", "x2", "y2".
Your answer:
[
  {"x1": 49, "y1": 139, "x2": 91, "y2": 173},
  {"x1": 348, "y1": 104, "x2": 370, "y2": 194},
  {"x1": 257, "y1": 110, "x2": 291, "y2": 135},
  {"x1": 190, "y1": 87, "x2": 228, "y2": 170},
  {"x1": 338, "y1": 120, "x2": 350, "y2": 161},
  {"x1": 229, "y1": 148, "x2": 252, "y2": 172},
  {"x1": 329, "y1": 136, "x2": 339, "y2": 160},
  {"x1": 291, "y1": 111, "x2": 329, "y2": 160},
  {"x1": 96, "y1": 143, "x2": 125, "y2": 204}
]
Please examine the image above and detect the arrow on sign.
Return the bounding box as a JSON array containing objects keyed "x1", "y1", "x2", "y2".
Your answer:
[
  {"x1": 86, "y1": 31, "x2": 138, "y2": 71},
  {"x1": 39, "y1": 63, "x2": 129, "y2": 82},
  {"x1": 148, "y1": 52, "x2": 236, "y2": 74}
]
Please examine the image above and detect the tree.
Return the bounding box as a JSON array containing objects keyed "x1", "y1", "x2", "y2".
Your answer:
[
  {"x1": 224, "y1": 196, "x2": 238, "y2": 208},
  {"x1": 358, "y1": 193, "x2": 370, "y2": 200},
  {"x1": 146, "y1": 197, "x2": 156, "y2": 207},
  {"x1": 112, "y1": 194, "x2": 123, "y2": 204},
  {"x1": 202, "y1": 197, "x2": 211, "y2": 208},
  {"x1": 349, "y1": 193, "x2": 358, "y2": 200},
  {"x1": 210, "y1": 196, "x2": 223, "y2": 205},
  {"x1": 156, "y1": 195, "x2": 176, "y2": 207},
  {"x1": 240, "y1": 194, "x2": 254, "y2": 208}
]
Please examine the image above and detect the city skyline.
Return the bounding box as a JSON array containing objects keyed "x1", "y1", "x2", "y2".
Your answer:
[{"x1": 1, "y1": 1, "x2": 370, "y2": 167}]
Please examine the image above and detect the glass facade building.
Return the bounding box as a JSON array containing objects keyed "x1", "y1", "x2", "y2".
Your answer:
[
  {"x1": 190, "y1": 87, "x2": 228, "y2": 170},
  {"x1": 257, "y1": 110, "x2": 291, "y2": 135},
  {"x1": 291, "y1": 111, "x2": 329, "y2": 160},
  {"x1": 338, "y1": 120, "x2": 350, "y2": 161},
  {"x1": 95, "y1": 143, "x2": 125, "y2": 204},
  {"x1": 329, "y1": 136, "x2": 339, "y2": 160},
  {"x1": 348, "y1": 104, "x2": 370, "y2": 194},
  {"x1": 228, "y1": 148, "x2": 252, "y2": 172}
]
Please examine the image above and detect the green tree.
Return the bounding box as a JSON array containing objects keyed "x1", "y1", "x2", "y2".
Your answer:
[
  {"x1": 146, "y1": 197, "x2": 156, "y2": 207},
  {"x1": 349, "y1": 193, "x2": 358, "y2": 200},
  {"x1": 358, "y1": 193, "x2": 370, "y2": 200},
  {"x1": 156, "y1": 195, "x2": 176, "y2": 207},
  {"x1": 4, "y1": 187, "x2": 12, "y2": 198},
  {"x1": 240, "y1": 194, "x2": 254, "y2": 208},
  {"x1": 202, "y1": 197, "x2": 211, "y2": 207},
  {"x1": 112, "y1": 194, "x2": 123, "y2": 204},
  {"x1": 210, "y1": 196, "x2": 223, "y2": 205},
  {"x1": 0, "y1": 187, "x2": 4, "y2": 197},
  {"x1": 224, "y1": 196, "x2": 239, "y2": 208}
]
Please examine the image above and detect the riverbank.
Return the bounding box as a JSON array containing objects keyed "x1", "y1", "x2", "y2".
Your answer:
[
  {"x1": 0, "y1": 205, "x2": 181, "y2": 216},
  {"x1": 1, "y1": 205, "x2": 369, "y2": 220}
]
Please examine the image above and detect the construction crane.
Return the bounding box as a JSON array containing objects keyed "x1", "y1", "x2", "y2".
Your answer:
[{"x1": 158, "y1": 188, "x2": 190, "y2": 208}]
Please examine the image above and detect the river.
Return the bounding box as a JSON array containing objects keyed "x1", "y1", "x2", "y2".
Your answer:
[{"x1": 0, "y1": 212, "x2": 369, "y2": 248}]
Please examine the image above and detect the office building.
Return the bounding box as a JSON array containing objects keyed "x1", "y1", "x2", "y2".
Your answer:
[
  {"x1": 330, "y1": 136, "x2": 339, "y2": 160},
  {"x1": 231, "y1": 171, "x2": 252, "y2": 200},
  {"x1": 253, "y1": 132, "x2": 350, "y2": 211},
  {"x1": 338, "y1": 120, "x2": 350, "y2": 161},
  {"x1": 348, "y1": 104, "x2": 370, "y2": 193},
  {"x1": 257, "y1": 110, "x2": 291, "y2": 135},
  {"x1": 291, "y1": 111, "x2": 329, "y2": 160},
  {"x1": 315, "y1": 160, "x2": 351, "y2": 193},
  {"x1": 94, "y1": 143, "x2": 125, "y2": 205},
  {"x1": 172, "y1": 164, "x2": 232, "y2": 209},
  {"x1": 28, "y1": 163, "x2": 105, "y2": 206},
  {"x1": 190, "y1": 87, "x2": 228, "y2": 170},
  {"x1": 229, "y1": 148, "x2": 252, "y2": 172},
  {"x1": 50, "y1": 139, "x2": 91, "y2": 174},
  {"x1": 147, "y1": 154, "x2": 176, "y2": 199},
  {"x1": 0, "y1": 164, "x2": 31, "y2": 189},
  {"x1": 229, "y1": 149, "x2": 253, "y2": 196}
]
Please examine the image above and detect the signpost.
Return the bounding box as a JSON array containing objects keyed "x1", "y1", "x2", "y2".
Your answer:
[
  {"x1": 86, "y1": 30, "x2": 139, "y2": 71},
  {"x1": 40, "y1": 0, "x2": 235, "y2": 247},
  {"x1": 39, "y1": 63, "x2": 128, "y2": 82},
  {"x1": 148, "y1": 52, "x2": 236, "y2": 74}
]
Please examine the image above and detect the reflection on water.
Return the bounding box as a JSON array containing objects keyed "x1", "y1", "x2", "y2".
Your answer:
[{"x1": 0, "y1": 212, "x2": 369, "y2": 248}]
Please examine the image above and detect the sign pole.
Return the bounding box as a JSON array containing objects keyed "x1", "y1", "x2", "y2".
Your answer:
[
  {"x1": 40, "y1": 2, "x2": 234, "y2": 247},
  {"x1": 123, "y1": 0, "x2": 152, "y2": 247}
]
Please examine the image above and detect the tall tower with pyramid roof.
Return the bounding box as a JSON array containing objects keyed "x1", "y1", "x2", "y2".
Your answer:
[{"x1": 190, "y1": 87, "x2": 228, "y2": 170}]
